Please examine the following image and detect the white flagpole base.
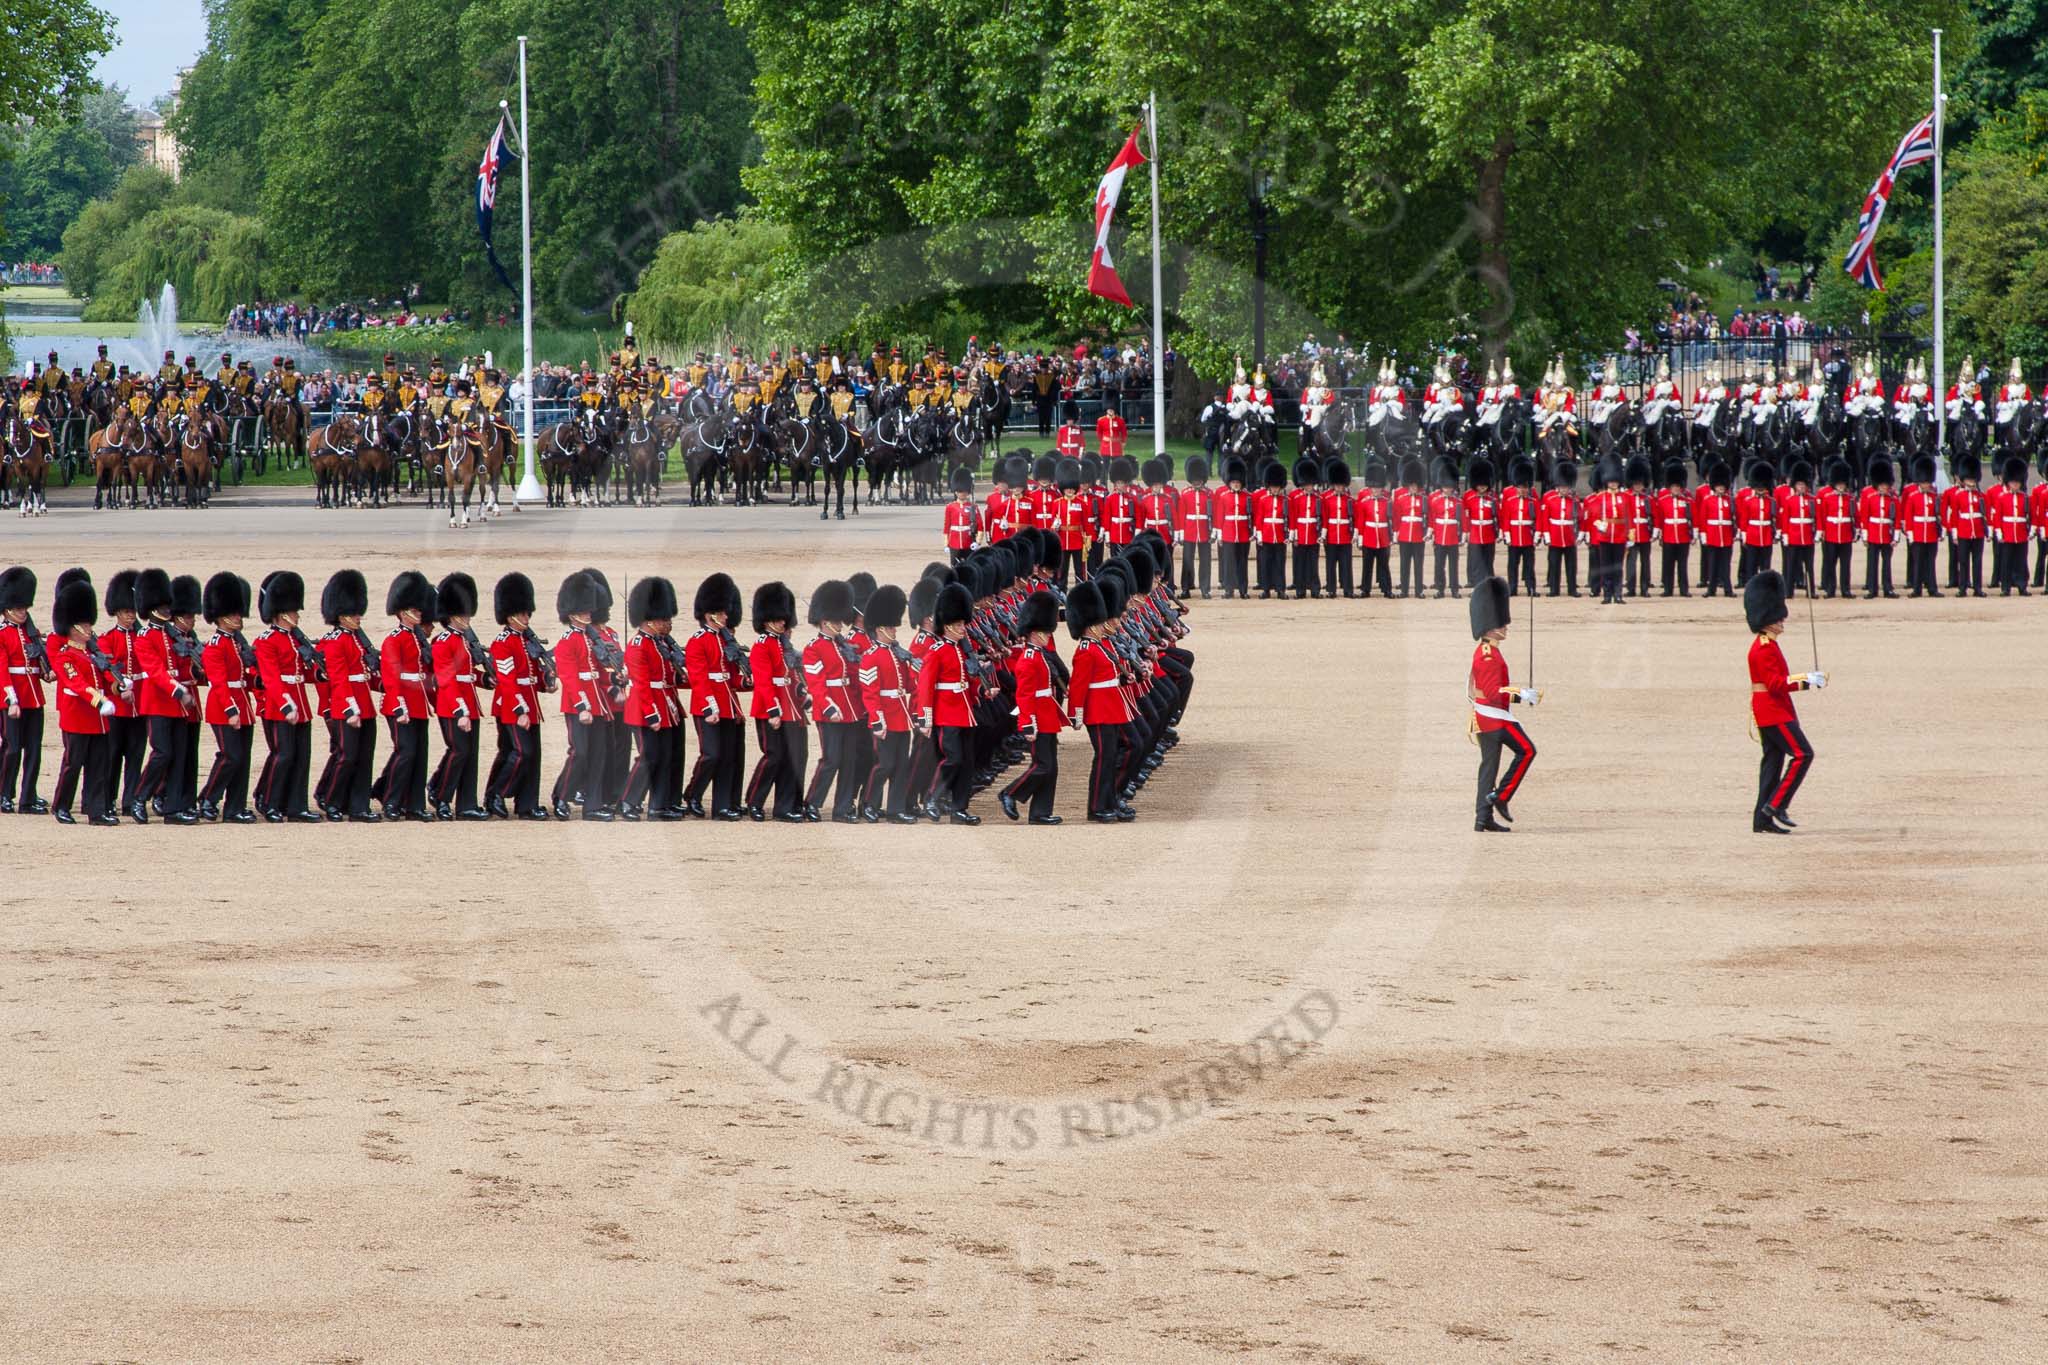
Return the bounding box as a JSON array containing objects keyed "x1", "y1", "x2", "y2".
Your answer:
[{"x1": 515, "y1": 474, "x2": 544, "y2": 503}]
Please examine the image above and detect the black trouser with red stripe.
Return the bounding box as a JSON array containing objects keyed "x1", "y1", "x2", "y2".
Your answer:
[
  {"x1": 933, "y1": 724, "x2": 974, "y2": 814},
  {"x1": 383, "y1": 718, "x2": 430, "y2": 817},
  {"x1": 1001, "y1": 731, "x2": 1059, "y2": 819},
  {"x1": 263, "y1": 719, "x2": 314, "y2": 816},
  {"x1": 54, "y1": 729, "x2": 112, "y2": 819},
  {"x1": 1085, "y1": 722, "x2": 1127, "y2": 816},
  {"x1": 1757, "y1": 720, "x2": 1814, "y2": 819},
  {"x1": 435, "y1": 716, "x2": 480, "y2": 811},
  {"x1": 202, "y1": 723, "x2": 251, "y2": 815},
  {"x1": 863, "y1": 728, "x2": 912, "y2": 816},
  {"x1": 1475, "y1": 721, "x2": 1535, "y2": 820},
  {"x1": 109, "y1": 714, "x2": 148, "y2": 807},
  {"x1": 806, "y1": 721, "x2": 860, "y2": 818},
  {"x1": 487, "y1": 719, "x2": 541, "y2": 813},
  {"x1": 745, "y1": 718, "x2": 805, "y2": 816},
  {"x1": 683, "y1": 716, "x2": 739, "y2": 812},
  {"x1": 140, "y1": 714, "x2": 190, "y2": 814}
]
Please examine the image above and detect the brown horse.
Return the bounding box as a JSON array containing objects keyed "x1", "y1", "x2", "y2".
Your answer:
[
  {"x1": 265, "y1": 391, "x2": 306, "y2": 466},
  {"x1": 442, "y1": 415, "x2": 480, "y2": 527},
  {"x1": 6, "y1": 411, "x2": 51, "y2": 516},
  {"x1": 308, "y1": 414, "x2": 364, "y2": 508},
  {"x1": 173, "y1": 415, "x2": 215, "y2": 508},
  {"x1": 477, "y1": 409, "x2": 513, "y2": 516},
  {"x1": 87, "y1": 407, "x2": 144, "y2": 509},
  {"x1": 539, "y1": 419, "x2": 586, "y2": 507}
]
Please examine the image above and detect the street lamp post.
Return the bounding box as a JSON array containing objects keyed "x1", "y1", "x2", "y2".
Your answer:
[{"x1": 1249, "y1": 170, "x2": 1272, "y2": 368}]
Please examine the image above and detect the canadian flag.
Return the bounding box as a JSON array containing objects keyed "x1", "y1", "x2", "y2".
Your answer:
[{"x1": 1087, "y1": 124, "x2": 1146, "y2": 308}]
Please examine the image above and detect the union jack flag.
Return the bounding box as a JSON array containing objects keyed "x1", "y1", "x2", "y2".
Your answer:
[
  {"x1": 1842, "y1": 112, "x2": 1936, "y2": 291},
  {"x1": 476, "y1": 116, "x2": 518, "y2": 295}
]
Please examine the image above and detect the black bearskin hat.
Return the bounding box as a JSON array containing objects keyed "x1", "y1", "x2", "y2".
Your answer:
[
  {"x1": 933, "y1": 581, "x2": 974, "y2": 633},
  {"x1": 1826, "y1": 459, "x2": 1852, "y2": 487},
  {"x1": 1745, "y1": 460, "x2": 1774, "y2": 491},
  {"x1": 1470, "y1": 576, "x2": 1510, "y2": 641},
  {"x1": 1055, "y1": 457, "x2": 1082, "y2": 492},
  {"x1": 1869, "y1": 457, "x2": 1894, "y2": 488},
  {"x1": 847, "y1": 572, "x2": 877, "y2": 615},
  {"x1": 1080, "y1": 455, "x2": 1102, "y2": 484},
  {"x1": 55, "y1": 567, "x2": 90, "y2": 599},
  {"x1": 1123, "y1": 542, "x2": 1156, "y2": 593},
  {"x1": 1018, "y1": 588, "x2": 1059, "y2": 637},
  {"x1": 1326, "y1": 459, "x2": 1352, "y2": 488},
  {"x1": 693, "y1": 572, "x2": 735, "y2": 623},
  {"x1": 1624, "y1": 455, "x2": 1651, "y2": 487},
  {"x1": 1957, "y1": 454, "x2": 1981, "y2": 483},
  {"x1": 1141, "y1": 457, "x2": 1168, "y2": 486},
  {"x1": 135, "y1": 567, "x2": 173, "y2": 617},
  {"x1": 1663, "y1": 459, "x2": 1689, "y2": 489},
  {"x1": 2003, "y1": 455, "x2": 2028, "y2": 485},
  {"x1": 261, "y1": 571, "x2": 305, "y2": 624},
  {"x1": 1065, "y1": 580, "x2": 1107, "y2": 640},
  {"x1": 1399, "y1": 457, "x2": 1425, "y2": 487},
  {"x1": 0, "y1": 566, "x2": 35, "y2": 612},
  {"x1": 105, "y1": 568, "x2": 139, "y2": 616},
  {"x1": 1467, "y1": 457, "x2": 1494, "y2": 488},
  {"x1": 1095, "y1": 570, "x2": 1127, "y2": 620},
  {"x1": 1222, "y1": 457, "x2": 1247, "y2": 486},
  {"x1": 1911, "y1": 456, "x2": 1936, "y2": 486},
  {"x1": 751, "y1": 581, "x2": 796, "y2": 633},
  {"x1": 1363, "y1": 456, "x2": 1388, "y2": 487},
  {"x1": 1554, "y1": 460, "x2": 1579, "y2": 490},
  {"x1": 1032, "y1": 454, "x2": 1056, "y2": 483},
  {"x1": 52, "y1": 578, "x2": 97, "y2": 636},
  {"x1": 1788, "y1": 460, "x2": 1813, "y2": 488},
  {"x1": 907, "y1": 577, "x2": 942, "y2": 628},
  {"x1": 1508, "y1": 455, "x2": 1535, "y2": 486},
  {"x1": 627, "y1": 575, "x2": 678, "y2": 626},
  {"x1": 578, "y1": 567, "x2": 613, "y2": 625},
  {"x1": 557, "y1": 570, "x2": 604, "y2": 623},
  {"x1": 808, "y1": 579, "x2": 854, "y2": 627},
  {"x1": 1594, "y1": 456, "x2": 1625, "y2": 489},
  {"x1": 493, "y1": 572, "x2": 536, "y2": 625},
  {"x1": 1744, "y1": 569, "x2": 1788, "y2": 634},
  {"x1": 386, "y1": 570, "x2": 434, "y2": 618},
  {"x1": 436, "y1": 572, "x2": 478, "y2": 623},
  {"x1": 1706, "y1": 460, "x2": 1731, "y2": 488},
  {"x1": 169, "y1": 574, "x2": 202, "y2": 618},
  {"x1": 1264, "y1": 460, "x2": 1288, "y2": 489},
  {"x1": 1186, "y1": 455, "x2": 1210, "y2": 483},
  {"x1": 1293, "y1": 457, "x2": 1319, "y2": 486},
  {"x1": 1109, "y1": 455, "x2": 1138, "y2": 484},
  {"x1": 950, "y1": 465, "x2": 975, "y2": 496},
  {"x1": 864, "y1": 583, "x2": 907, "y2": 631},
  {"x1": 203, "y1": 571, "x2": 249, "y2": 624}
]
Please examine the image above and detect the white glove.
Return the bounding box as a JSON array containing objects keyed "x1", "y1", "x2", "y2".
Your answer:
[
  {"x1": 1805, "y1": 672, "x2": 1828, "y2": 689},
  {"x1": 97, "y1": 699, "x2": 116, "y2": 717},
  {"x1": 1518, "y1": 688, "x2": 1539, "y2": 705}
]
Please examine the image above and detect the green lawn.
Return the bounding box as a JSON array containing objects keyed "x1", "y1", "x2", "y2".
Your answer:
[
  {"x1": 0, "y1": 284, "x2": 79, "y2": 304},
  {"x1": 6, "y1": 320, "x2": 140, "y2": 336}
]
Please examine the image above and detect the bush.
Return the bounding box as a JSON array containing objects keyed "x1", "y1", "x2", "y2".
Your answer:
[
  {"x1": 624, "y1": 215, "x2": 787, "y2": 354},
  {"x1": 83, "y1": 203, "x2": 271, "y2": 322},
  {"x1": 57, "y1": 164, "x2": 175, "y2": 299}
]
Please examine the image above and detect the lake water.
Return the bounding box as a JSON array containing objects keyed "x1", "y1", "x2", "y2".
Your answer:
[{"x1": 5, "y1": 293, "x2": 351, "y2": 375}]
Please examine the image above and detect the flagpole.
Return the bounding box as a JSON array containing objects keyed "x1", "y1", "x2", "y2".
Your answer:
[
  {"x1": 1147, "y1": 93, "x2": 1166, "y2": 459},
  {"x1": 514, "y1": 34, "x2": 543, "y2": 505},
  {"x1": 1932, "y1": 27, "x2": 1945, "y2": 458}
]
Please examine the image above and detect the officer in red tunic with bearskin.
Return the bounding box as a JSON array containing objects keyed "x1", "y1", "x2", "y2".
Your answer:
[
  {"x1": 1745, "y1": 570, "x2": 1825, "y2": 834},
  {"x1": 1468, "y1": 576, "x2": 1539, "y2": 833},
  {"x1": 484, "y1": 572, "x2": 550, "y2": 820}
]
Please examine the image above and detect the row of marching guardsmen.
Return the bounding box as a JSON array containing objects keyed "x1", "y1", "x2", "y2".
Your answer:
[
  {"x1": 0, "y1": 529, "x2": 1193, "y2": 827},
  {"x1": 945, "y1": 450, "x2": 2048, "y2": 604}
]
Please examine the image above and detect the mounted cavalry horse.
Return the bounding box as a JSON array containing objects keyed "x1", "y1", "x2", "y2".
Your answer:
[
  {"x1": 308, "y1": 412, "x2": 367, "y2": 508},
  {"x1": 87, "y1": 405, "x2": 153, "y2": 509},
  {"x1": 4, "y1": 401, "x2": 52, "y2": 516},
  {"x1": 780, "y1": 385, "x2": 864, "y2": 519}
]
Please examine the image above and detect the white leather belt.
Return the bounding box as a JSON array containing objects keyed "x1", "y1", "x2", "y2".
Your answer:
[
  {"x1": 578, "y1": 670, "x2": 598, "y2": 679},
  {"x1": 648, "y1": 681, "x2": 668, "y2": 689},
  {"x1": 399, "y1": 672, "x2": 424, "y2": 681},
  {"x1": 879, "y1": 689, "x2": 903, "y2": 698},
  {"x1": 345, "y1": 673, "x2": 365, "y2": 682},
  {"x1": 7, "y1": 667, "x2": 30, "y2": 674},
  {"x1": 1088, "y1": 679, "x2": 1119, "y2": 689},
  {"x1": 825, "y1": 679, "x2": 847, "y2": 686},
  {"x1": 771, "y1": 676, "x2": 789, "y2": 686},
  {"x1": 707, "y1": 672, "x2": 728, "y2": 681},
  {"x1": 514, "y1": 676, "x2": 533, "y2": 685},
  {"x1": 281, "y1": 674, "x2": 304, "y2": 683},
  {"x1": 225, "y1": 680, "x2": 248, "y2": 689},
  {"x1": 937, "y1": 682, "x2": 967, "y2": 692},
  {"x1": 455, "y1": 674, "x2": 474, "y2": 683},
  {"x1": 1032, "y1": 688, "x2": 1052, "y2": 697}
]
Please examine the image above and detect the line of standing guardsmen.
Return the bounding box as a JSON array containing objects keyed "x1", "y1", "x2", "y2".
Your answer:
[
  {"x1": 0, "y1": 529, "x2": 1193, "y2": 827},
  {"x1": 947, "y1": 448, "x2": 2048, "y2": 602}
]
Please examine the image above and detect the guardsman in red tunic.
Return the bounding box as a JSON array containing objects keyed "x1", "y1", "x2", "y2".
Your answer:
[
  {"x1": 997, "y1": 589, "x2": 1065, "y2": 824},
  {"x1": 253, "y1": 571, "x2": 320, "y2": 821},
  {"x1": 1900, "y1": 456, "x2": 1944, "y2": 597},
  {"x1": 985, "y1": 459, "x2": 1019, "y2": 543},
  {"x1": 2033, "y1": 456, "x2": 2048, "y2": 591},
  {"x1": 1694, "y1": 461, "x2": 1736, "y2": 596},
  {"x1": 1745, "y1": 570, "x2": 1825, "y2": 834},
  {"x1": 1391, "y1": 457, "x2": 1429, "y2": 597},
  {"x1": 1352, "y1": 457, "x2": 1394, "y2": 597},
  {"x1": 856, "y1": 583, "x2": 921, "y2": 823},
  {"x1": 744, "y1": 581, "x2": 808, "y2": 821},
  {"x1": 1735, "y1": 461, "x2": 1778, "y2": 586},
  {"x1": 1817, "y1": 460, "x2": 1858, "y2": 598},
  {"x1": 1061, "y1": 579, "x2": 1132, "y2": 822},
  {"x1": 1498, "y1": 456, "x2": 1539, "y2": 596},
  {"x1": 198, "y1": 572, "x2": 258, "y2": 822},
  {"x1": 1287, "y1": 457, "x2": 1323, "y2": 598},
  {"x1": 485, "y1": 572, "x2": 549, "y2": 819},
  {"x1": 1855, "y1": 459, "x2": 1900, "y2": 599},
  {"x1": 1942, "y1": 455, "x2": 1987, "y2": 596},
  {"x1": 1462, "y1": 457, "x2": 1500, "y2": 586},
  {"x1": 427, "y1": 573, "x2": 491, "y2": 820},
  {"x1": 98, "y1": 569, "x2": 148, "y2": 814},
  {"x1": 1467, "y1": 577, "x2": 1538, "y2": 833},
  {"x1": 552, "y1": 569, "x2": 616, "y2": 820},
  {"x1": 619, "y1": 575, "x2": 684, "y2": 820},
  {"x1": 1250, "y1": 459, "x2": 1291, "y2": 598},
  {"x1": 1427, "y1": 457, "x2": 1464, "y2": 599},
  {"x1": 1652, "y1": 459, "x2": 1694, "y2": 596},
  {"x1": 916, "y1": 582, "x2": 980, "y2": 823},
  {"x1": 1101, "y1": 456, "x2": 1140, "y2": 552},
  {"x1": 49, "y1": 575, "x2": 118, "y2": 825},
  {"x1": 377, "y1": 570, "x2": 436, "y2": 821},
  {"x1": 1138, "y1": 458, "x2": 1177, "y2": 592},
  {"x1": 132, "y1": 568, "x2": 200, "y2": 823},
  {"x1": 1094, "y1": 407, "x2": 1127, "y2": 460},
  {"x1": 1213, "y1": 458, "x2": 1252, "y2": 598},
  {"x1": 944, "y1": 466, "x2": 981, "y2": 562},
  {"x1": 1320, "y1": 459, "x2": 1357, "y2": 598},
  {"x1": 0, "y1": 565, "x2": 51, "y2": 814},
  {"x1": 1053, "y1": 457, "x2": 1094, "y2": 588},
  {"x1": 682, "y1": 572, "x2": 744, "y2": 819},
  {"x1": 1622, "y1": 456, "x2": 1654, "y2": 597},
  {"x1": 1582, "y1": 458, "x2": 1628, "y2": 605},
  {"x1": 1775, "y1": 461, "x2": 1819, "y2": 595},
  {"x1": 1169, "y1": 456, "x2": 1214, "y2": 598},
  {"x1": 1537, "y1": 460, "x2": 1581, "y2": 597},
  {"x1": 801, "y1": 579, "x2": 863, "y2": 822},
  {"x1": 1989, "y1": 455, "x2": 2032, "y2": 595},
  {"x1": 1053, "y1": 409, "x2": 1085, "y2": 462}
]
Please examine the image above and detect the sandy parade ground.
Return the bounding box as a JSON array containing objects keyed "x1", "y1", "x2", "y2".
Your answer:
[{"x1": 3, "y1": 484, "x2": 2047, "y2": 1361}]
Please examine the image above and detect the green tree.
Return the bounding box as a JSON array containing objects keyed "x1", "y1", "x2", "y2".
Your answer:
[
  {"x1": 624, "y1": 212, "x2": 786, "y2": 351},
  {"x1": 171, "y1": 0, "x2": 331, "y2": 204},
  {"x1": 56, "y1": 163, "x2": 175, "y2": 297},
  {"x1": 78, "y1": 85, "x2": 141, "y2": 172},
  {"x1": 85, "y1": 202, "x2": 270, "y2": 321},
  {"x1": 0, "y1": 119, "x2": 119, "y2": 255}
]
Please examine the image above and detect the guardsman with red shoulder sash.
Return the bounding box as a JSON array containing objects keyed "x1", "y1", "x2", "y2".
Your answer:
[
  {"x1": 1653, "y1": 460, "x2": 1694, "y2": 597},
  {"x1": 1468, "y1": 577, "x2": 1538, "y2": 834},
  {"x1": 1745, "y1": 570, "x2": 1825, "y2": 835},
  {"x1": 485, "y1": 572, "x2": 548, "y2": 819},
  {"x1": 199, "y1": 572, "x2": 257, "y2": 822},
  {"x1": 997, "y1": 589, "x2": 1065, "y2": 825}
]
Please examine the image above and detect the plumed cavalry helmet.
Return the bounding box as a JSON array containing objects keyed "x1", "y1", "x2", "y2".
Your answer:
[
  {"x1": 1744, "y1": 569, "x2": 1788, "y2": 634},
  {"x1": 1470, "y1": 576, "x2": 1510, "y2": 641},
  {"x1": 751, "y1": 581, "x2": 796, "y2": 633},
  {"x1": 493, "y1": 572, "x2": 535, "y2": 625}
]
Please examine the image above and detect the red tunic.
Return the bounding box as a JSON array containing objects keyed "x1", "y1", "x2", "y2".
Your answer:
[
  {"x1": 859, "y1": 642, "x2": 917, "y2": 732},
  {"x1": 1174, "y1": 485, "x2": 1214, "y2": 543},
  {"x1": 254, "y1": 627, "x2": 312, "y2": 722},
  {"x1": 1054, "y1": 424, "x2": 1084, "y2": 459},
  {"x1": 1055, "y1": 492, "x2": 1095, "y2": 552},
  {"x1": 1694, "y1": 488, "x2": 1735, "y2": 547},
  {"x1": 1094, "y1": 411, "x2": 1127, "y2": 458},
  {"x1": 0, "y1": 621, "x2": 47, "y2": 710},
  {"x1": 1582, "y1": 489, "x2": 1627, "y2": 546},
  {"x1": 623, "y1": 631, "x2": 680, "y2": 728},
  {"x1": 1352, "y1": 490, "x2": 1392, "y2": 548},
  {"x1": 943, "y1": 500, "x2": 979, "y2": 551},
  {"x1": 433, "y1": 631, "x2": 482, "y2": 721},
  {"x1": 1065, "y1": 638, "x2": 1131, "y2": 724},
  {"x1": 916, "y1": 637, "x2": 974, "y2": 727},
  {"x1": 1139, "y1": 489, "x2": 1175, "y2": 537},
  {"x1": 1253, "y1": 488, "x2": 1290, "y2": 544},
  {"x1": 134, "y1": 621, "x2": 197, "y2": 719},
  {"x1": 1735, "y1": 488, "x2": 1777, "y2": 547},
  {"x1": 1499, "y1": 487, "x2": 1536, "y2": 548},
  {"x1": 2031, "y1": 483, "x2": 2048, "y2": 537},
  {"x1": 1428, "y1": 489, "x2": 1463, "y2": 546},
  {"x1": 1625, "y1": 489, "x2": 1653, "y2": 545},
  {"x1": 96, "y1": 624, "x2": 142, "y2": 718},
  {"x1": 1856, "y1": 488, "x2": 1898, "y2": 543},
  {"x1": 1287, "y1": 488, "x2": 1321, "y2": 544},
  {"x1": 1901, "y1": 484, "x2": 1943, "y2": 543},
  {"x1": 202, "y1": 634, "x2": 255, "y2": 726},
  {"x1": 983, "y1": 490, "x2": 1016, "y2": 541},
  {"x1": 1392, "y1": 488, "x2": 1428, "y2": 544},
  {"x1": 748, "y1": 636, "x2": 802, "y2": 722},
  {"x1": 1749, "y1": 635, "x2": 1802, "y2": 727},
  {"x1": 489, "y1": 629, "x2": 542, "y2": 724},
  {"x1": 1461, "y1": 489, "x2": 1498, "y2": 545},
  {"x1": 1010, "y1": 643, "x2": 1063, "y2": 733},
  {"x1": 1942, "y1": 486, "x2": 1987, "y2": 540},
  {"x1": 1818, "y1": 487, "x2": 1857, "y2": 544},
  {"x1": 1468, "y1": 641, "x2": 1517, "y2": 733},
  {"x1": 1777, "y1": 491, "x2": 1818, "y2": 547},
  {"x1": 1654, "y1": 488, "x2": 1694, "y2": 544},
  {"x1": 1214, "y1": 488, "x2": 1252, "y2": 544},
  {"x1": 51, "y1": 640, "x2": 112, "y2": 735},
  {"x1": 379, "y1": 628, "x2": 431, "y2": 719},
  {"x1": 1101, "y1": 489, "x2": 1140, "y2": 545},
  {"x1": 556, "y1": 628, "x2": 615, "y2": 720},
  {"x1": 1537, "y1": 490, "x2": 1578, "y2": 547},
  {"x1": 683, "y1": 627, "x2": 738, "y2": 721},
  {"x1": 802, "y1": 633, "x2": 857, "y2": 724},
  {"x1": 1320, "y1": 490, "x2": 1354, "y2": 545}
]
